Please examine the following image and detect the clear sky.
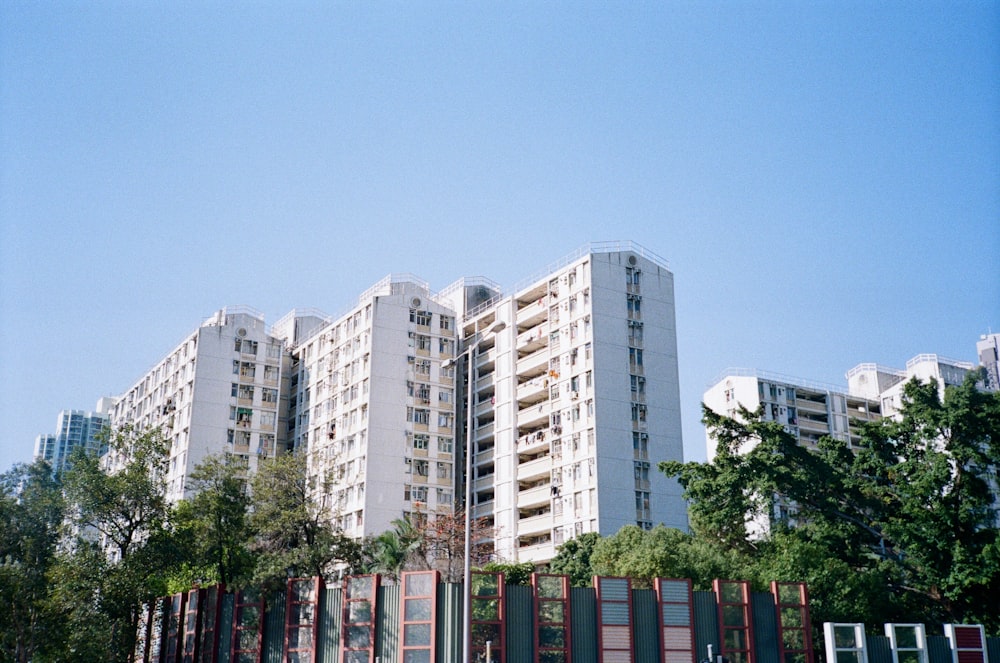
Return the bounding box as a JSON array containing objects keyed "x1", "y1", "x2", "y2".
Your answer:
[{"x1": 2, "y1": 2, "x2": 998, "y2": 474}]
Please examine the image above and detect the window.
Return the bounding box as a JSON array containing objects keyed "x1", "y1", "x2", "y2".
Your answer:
[
  {"x1": 410, "y1": 310, "x2": 432, "y2": 326},
  {"x1": 235, "y1": 339, "x2": 258, "y2": 355},
  {"x1": 415, "y1": 359, "x2": 431, "y2": 376},
  {"x1": 260, "y1": 411, "x2": 276, "y2": 427},
  {"x1": 631, "y1": 403, "x2": 647, "y2": 423},
  {"x1": 627, "y1": 294, "x2": 642, "y2": 318},
  {"x1": 236, "y1": 408, "x2": 253, "y2": 427},
  {"x1": 416, "y1": 334, "x2": 432, "y2": 351},
  {"x1": 437, "y1": 412, "x2": 453, "y2": 429},
  {"x1": 440, "y1": 315, "x2": 453, "y2": 330},
  {"x1": 633, "y1": 432, "x2": 648, "y2": 458},
  {"x1": 409, "y1": 408, "x2": 430, "y2": 425},
  {"x1": 413, "y1": 460, "x2": 429, "y2": 477},
  {"x1": 439, "y1": 338, "x2": 455, "y2": 355},
  {"x1": 437, "y1": 488, "x2": 453, "y2": 504},
  {"x1": 438, "y1": 389, "x2": 453, "y2": 404},
  {"x1": 262, "y1": 388, "x2": 278, "y2": 404},
  {"x1": 438, "y1": 437, "x2": 453, "y2": 453},
  {"x1": 436, "y1": 462, "x2": 452, "y2": 479},
  {"x1": 413, "y1": 433, "x2": 429, "y2": 450},
  {"x1": 629, "y1": 347, "x2": 643, "y2": 368}
]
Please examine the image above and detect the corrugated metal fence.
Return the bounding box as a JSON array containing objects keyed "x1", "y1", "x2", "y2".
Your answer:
[{"x1": 138, "y1": 574, "x2": 998, "y2": 663}]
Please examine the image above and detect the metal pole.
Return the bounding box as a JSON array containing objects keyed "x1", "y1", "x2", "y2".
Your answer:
[{"x1": 462, "y1": 345, "x2": 475, "y2": 663}]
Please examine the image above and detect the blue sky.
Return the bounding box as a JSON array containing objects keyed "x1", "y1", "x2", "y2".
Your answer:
[{"x1": 2, "y1": 2, "x2": 998, "y2": 474}]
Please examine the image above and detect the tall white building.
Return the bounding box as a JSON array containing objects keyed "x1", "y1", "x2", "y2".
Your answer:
[
  {"x1": 33, "y1": 400, "x2": 112, "y2": 474},
  {"x1": 444, "y1": 243, "x2": 688, "y2": 563},
  {"x1": 282, "y1": 243, "x2": 688, "y2": 563},
  {"x1": 282, "y1": 275, "x2": 461, "y2": 541},
  {"x1": 106, "y1": 307, "x2": 290, "y2": 502}
]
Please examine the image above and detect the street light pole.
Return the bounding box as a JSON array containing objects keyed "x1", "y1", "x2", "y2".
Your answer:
[{"x1": 444, "y1": 320, "x2": 505, "y2": 663}]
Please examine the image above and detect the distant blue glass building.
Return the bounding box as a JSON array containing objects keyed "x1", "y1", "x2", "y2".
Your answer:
[{"x1": 33, "y1": 401, "x2": 111, "y2": 473}]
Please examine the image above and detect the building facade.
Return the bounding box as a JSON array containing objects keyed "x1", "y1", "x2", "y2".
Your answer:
[
  {"x1": 95, "y1": 243, "x2": 688, "y2": 563},
  {"x1": 445, "y1": 244, "x2": 688, "y2": 562},
  {"x1": 33, "y1": 401, "x2": 112, "y2": 474},
  {"x1": 106, "y1": 307, "x2": 290, "y2": 502},
  {"x1": 280, "y1": 243, "x2": 688, "y2": 562},
  {"x1": 976, "y1": 333, "x2": 1000, "y2": 391}
]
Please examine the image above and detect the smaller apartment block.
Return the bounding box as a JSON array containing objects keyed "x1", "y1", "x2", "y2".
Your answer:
[
  {"x1": 106, "y1": 308, "x2": 290, "y2": 503},
  {"x1": 705, "y1": 353, "x2": 980, "y2": 534}
]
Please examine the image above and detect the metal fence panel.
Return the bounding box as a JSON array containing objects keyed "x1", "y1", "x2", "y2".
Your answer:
[
  {"x1": 866, "y1": 635, "x2": 893, "y2": 663},
  {"x1": 693, "y1": 591, "x2": 719, "y2": 663},
  {"x1": 264, "y1": 590, "x2": 287, "y2": 663},
  {"x1": 506, "y1": 584, "x2": 534, "y2": 663},
  {"x1": 377, "y1": 582, "x2": 401, "y2": 663},
  {"x1": 751, "y1": 593, "x2": 779, "y2": 663},
  {"x1": 436, "y1": 582, "x2": 463, "y2": 663},
  {"x1": 632, "y1": 589, "x2": 660, "y2": 663},
  {"x1": 317, "y1": 585, "x2": 343, "y2": 663},
  {"x1": 570, "y1": 587, "x2": 598, "y2": 663}
]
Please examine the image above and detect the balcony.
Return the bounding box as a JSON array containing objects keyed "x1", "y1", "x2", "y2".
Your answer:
[
  {"x1": 517, "y1": 455, "x2": 551, "y2": 481},
  {"x1": 517, "y1": 324, "x2": 549, "y2": 353},
  {"x1": 518, "y1": 402, "x2": 549, "y2": 429},
  {"x1": 517, "y1": 483, "x2": 552, "y2": 509},
  {"x1": 516, "y1": 348, "x2": 548, "y2": 379},
  {"x1": 517, "y1": 428, "x2": 549, "y2": 454},
  {"x1": 474, "y1": 421, "x2": 495, "y2": 443},
  {"x1": 517, "y1": 512, "x2": 552, "y2": 536},
  {"x1": 517, "y1": 375, "x2": 550, "y2": 404},
  {"x1": 516, "y1": 539, "x2": 555, "y2": 563},
  {"x1": 516, "y1": 298, "x2": 548, "y2": 328}
]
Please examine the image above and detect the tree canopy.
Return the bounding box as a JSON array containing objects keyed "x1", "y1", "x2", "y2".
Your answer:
[{"x1": 660, "y1": 372, "x2": 1000, "y2": 630}]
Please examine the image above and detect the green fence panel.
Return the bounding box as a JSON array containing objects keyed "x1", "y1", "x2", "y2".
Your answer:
[
  {"x1": 377, "y1": 582, "x2": 401, "y2": 663},
  {"x1": 217, "y1": 592, "x2": 234, "y2": 663},
  {"x1": 570, "y1": 587, "x2": 598, "y2": 663},
  {"x1": 506, "y1": 584, "x2": 534, "y2": 663},
  {"x1": 865, "y1": 635, "x2": 892, "y2": 663},
  {"x1": 264, "y1": 590, "x2": 287, "y2": 663},
  {"x1": 317, "y1": 585, "x2": 342, "y2": 663},
  {"x1": 751, "y1": 592, "x2": 779, "y2": 663},
  {"x1": 436, "y1": 582, "x2": 463, "y2": 663},
  {"x1": 693, "y1": 590, "x2": 719, "y2": 663},
  {"x1": 632, "y1": 588, "x2": 660, "y2": 663}
]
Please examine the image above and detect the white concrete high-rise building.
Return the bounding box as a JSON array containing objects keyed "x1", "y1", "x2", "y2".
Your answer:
[
  {"x1": 94, "y1": 243, "x2": 689, "y2": 563},
  {"x1": 443, "y1": 243, "x2": 688, "y2": 563},
  {"x1": 106, "y1": 307, "x2": 290, "y2": 502},
  {"x1": 281, "y1": 243, "x2": 689, "y2": 563},
  {"x1": 282, "y1": 275, "x2": 462, "y2": 541}
]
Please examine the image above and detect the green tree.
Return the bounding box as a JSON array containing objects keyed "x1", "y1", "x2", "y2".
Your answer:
[
  {"x1": 661, "y1": 372, "x2": 1000, "y2": 630},
  {"x1": 0, "y1": 460, "x2": 65, "y2": 663},
  {"x1": 481, "y1": 561, "x2": 535, "y2": 585},
  {"x1": 171, "y1": 454, "x2": 254, "y2": 589},
  {"x1": 62, "y1": 425, "x2": 179, "y2": 662},
  {"x1": 360, "y1": 518, "x2": 422, "y2": 581},
  {"x1": 548, "y1": 531, "x2": 601, "y2": 587},
  {"x1": 249, "y1": 452, "x2": 361, "y2": 586},
  {"x1": 590, "y1": 525, "x2": 746, "y2": 589}
]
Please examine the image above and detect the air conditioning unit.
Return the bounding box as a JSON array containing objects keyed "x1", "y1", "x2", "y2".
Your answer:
[
  {"x1": 237, "y1": 328, "x2": 247, "y2": 337},
  {"x1": 627, "y1": 255, "x2": 638, "y2": 266},
  {"x1": 411, "y1": 297, "x2": 422, "y2": 308},
  {"x1": 571, "y1": 392, "x2": 579, "y2": 400}
]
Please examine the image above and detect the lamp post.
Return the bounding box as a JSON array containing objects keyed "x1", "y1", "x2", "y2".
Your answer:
[{"x1": 442, "y1": 319, "x2": 505, "y2": 663}]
